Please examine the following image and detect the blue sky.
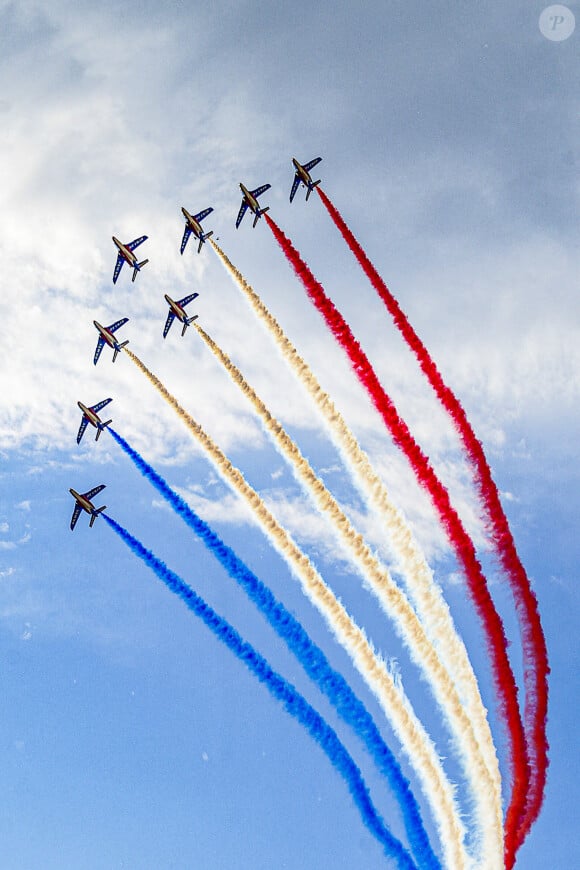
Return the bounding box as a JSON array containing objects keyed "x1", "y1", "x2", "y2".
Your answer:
[{"x1": 0, "y1": 1, "x2": 578, "y2": 867}]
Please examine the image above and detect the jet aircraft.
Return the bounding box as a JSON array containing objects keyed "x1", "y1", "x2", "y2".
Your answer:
[
  {"x1": 112, "y1": 235, "x2": 149, "y2": 284},
  {"x1": 77, "y1": 398, "x2": 113, "y2": 444},
  {"x1": 236, "y1": 183, "x2": 271, "y2": 228},
  {"x1": 180, "y1": 207, "x2": 214, "y2": 254},
  {"x1": 69, "y1": 484, "x2": 106, "y2": 530},
  {"x1": 163, "y1": 293, "x2": 199, "y2": 338},
  {"x1": 93, "y1": 318, "x2": 129, "y2": 365},
  {"x1": 290, "y1": 157, "x2": 322, "y2": 203}
]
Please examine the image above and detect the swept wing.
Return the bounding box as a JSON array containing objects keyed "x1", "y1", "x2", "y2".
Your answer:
[
  {"x1": 235, "y1": 200, "x2": 249, "y2": 229},
  {"x1": 70, "y1": 503, "x2": 83, "y2": 531},
  {"x1": 180, "y1": 225, "x2": 192, "y2": 255},
  {"x1": 127, "y1": 235, "x2": 148, "y2": 251},
  {"x1": 303, "y1": 157, "x2": 322, "y2": 173},
  {"x1": 113, "y1": 254, "x2": 124, "y2": 284}
]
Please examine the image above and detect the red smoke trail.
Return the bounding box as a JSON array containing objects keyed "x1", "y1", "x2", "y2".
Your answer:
[
  {"x1": 265, "y1": 212, "x2": 529, "y2": 866},
  {"x1": 316, "y1": 187, "x2": 548, "y2": 855}
]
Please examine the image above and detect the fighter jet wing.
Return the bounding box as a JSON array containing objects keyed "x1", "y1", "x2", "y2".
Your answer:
[
  {"x1": 113, "y1": 254, "x2": 124, "y2": 284},
  {"x1": 180, "y1": 225, "x2": 192, "y2": 255},
  {"x1": 177, "y1": 292, "x2": 199, "y2": 308},
  {"x1": 84, "y1": 484, "x2": 106, "y2": 500},
  {"x1": 251, "y1": 184, "x2": 271, "y2": 199},
  {"x1": 70, "y1": 503, "x2": 82, "y2": 531},
  {"x1": 76, "y1": 417, "x2": 89, "y2": 445},
  {"x1": 107, "y1": 318, "x2": 129, "y2": 334},
  {"x1": 93, "y1": 337, "x2": 105, "y2": 366},
  {"x1": 91, "y1": 398, "x2": 113, "y2": 413},
  {"x1": 303, "y1": 157, "x2": 322, "y2": 172},
  {"x1": 289, "y1": 175, "x2": 300, "y2": 203},
  {"x1": 235, "y1": 200, "x2": 248, "y2": 229},
  {"x1": 127, "y1": 235, "x2": 148, "y2": 251},
  {"x1": 163, "y1": 310, "x2": 176, "y2": 338},
  {"x1": 195, "y1": 207, "x2": 213, "y2": 223}
]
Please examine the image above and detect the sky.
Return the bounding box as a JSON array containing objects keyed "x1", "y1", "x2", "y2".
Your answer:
[{"x1": 0, "y1": 1, "x2": 578, "y2": 867}]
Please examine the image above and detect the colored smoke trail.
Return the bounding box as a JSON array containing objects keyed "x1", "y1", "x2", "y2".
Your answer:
[
  {"x1": 264, "y1": 214, "x2": 528, "y2": 856},
  {"x1": 102, "y1": 514, "x2": 416, "y2": 868},
  {"x1": 124, "y1": 347, "x2": 470, "y2": 869},
  {"x1": 108, "y1": 427, "x2": 439, "y2": 870},
  {"x1": 317, "y1": 187, "x2": 548, "y2": 859},
  {"x1": 210, "y1": 238, "x2": 500, "y2": 810},
  {"x1": 193, "y1": 323, "x2": 502, "y2": 862}
]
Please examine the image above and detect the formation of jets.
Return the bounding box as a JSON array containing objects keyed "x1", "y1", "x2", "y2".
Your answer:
[{"x1": 72, "y1": 157, "x2": 322, "y2": 528}]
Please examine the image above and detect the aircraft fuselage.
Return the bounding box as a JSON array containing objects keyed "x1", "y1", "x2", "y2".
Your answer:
[
  {"x1": 69, "y1": 488, "x2": 96, "y2": 516},
  {"x1": 181, "y1": 208, "x2": 203, "y2": 237},
  {"x1": 292, "y1": 157, "x2": 312, "y2": 185},
  {"x1": 94, "y1": 321, "x2": 119, "y2": 349},
  {"x1": 112, "y1": 236, "x2": 137, "y2": 266},
  {"x1": 239, "y1": 183, "x2": 260, "y2": 214},
  {"x1": 78, "y1": 401, "x2": 101, "y2": 428},
  {"x1": 164, "y1": 294, "x2": 186, "y2": 322}
]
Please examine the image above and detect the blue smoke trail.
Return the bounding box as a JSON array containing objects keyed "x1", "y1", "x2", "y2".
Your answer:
[
  {"x1": 103, "y1": 513, "x2": 417, "y2": 868},
  {"x1": 109, "y1": 427, "x2": 439, "y2": 870}
]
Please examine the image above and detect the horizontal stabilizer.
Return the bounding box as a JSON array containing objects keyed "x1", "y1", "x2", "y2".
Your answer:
[
  {"x1": 305, "y1": 180, "x2": 321, "y2": 201},
  {"x1": 112, "y1": 341, "x2": 129, "y2": 362},
  {"x1": 89, "y1": 505, "x2": 106, "y2": 527},
  {"x1": 95, "y1": 420, "x2": 113, "y2": 441},
  {"x1": 132, "y1": 259, "x2": 149, "y2": 281},
  {"x1": 197, "y1": 229, "x2": 214, "y2": 252},
  {"x1": 253, "y1": 206, "x2": 269, "y2": 228},
  {"x1": 181, "y1": 315, "x2": 199, "y2": 336}
]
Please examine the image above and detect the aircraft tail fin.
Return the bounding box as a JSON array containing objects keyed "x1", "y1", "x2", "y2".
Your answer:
[
  {"x1": 112, "y1": 341, "x2": 129, "y2": 363},
  {"x1": 181, "y1": 315, "x2": 199, "y2": 336},
  {"x1": 306, "y1": 181, "x2": 321, "y2": 201},
  {"x1": 253, "y1": 207, "x2": 269, "y2": 228},
  {"x1": 95, "y1": 420, "x2": 113, "y2": 441},
  {"x1": 198, "y1": 231, "x2": 213, "y2": 254},
  {"x1": 89, "y1": 505, "x2": 106, "y2": 527},
  {"x1": 132, "y1": 259, "x2": 149, "y2": 282}
]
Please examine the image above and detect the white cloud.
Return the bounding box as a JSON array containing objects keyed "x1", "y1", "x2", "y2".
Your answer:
[{"x1": 0, "y1": 526, "x2": 31, "y2": 550}]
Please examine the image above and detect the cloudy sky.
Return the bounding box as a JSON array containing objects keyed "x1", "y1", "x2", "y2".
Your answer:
[{"x1": 0, "y1": 1, "x2": 578, "y2": 867}]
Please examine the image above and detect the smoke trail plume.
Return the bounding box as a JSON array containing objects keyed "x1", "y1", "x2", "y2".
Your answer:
[
  {"x1": 209, "y1": 238, "x2": 500, "y2": 805},
  {"x1": 123, "y1": 347, "x2": 469, "y2": 869},
  {"x1": 108, "y1": 426, "x2": 439, "y2": 869},
  {"x1": 264, "y1": 213, "x2": 529, "y2": 857},
  {"x1": 102, "y1": 513, "x2": 417, "y2": 868},
  {"x1": 193, "y1": 323, "x2": 502, "y2": 862},
  {"x1": 317, "y1": 186, "x2": 548, "y2": 860}
]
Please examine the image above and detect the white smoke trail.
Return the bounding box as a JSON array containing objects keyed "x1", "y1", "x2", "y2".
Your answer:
[
  {"x1": 194, "y1": 321, "x2": 502, "y2": 866},
  {"x1": 210, "y1": 240, "x2": 503, "y2": 866}
]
